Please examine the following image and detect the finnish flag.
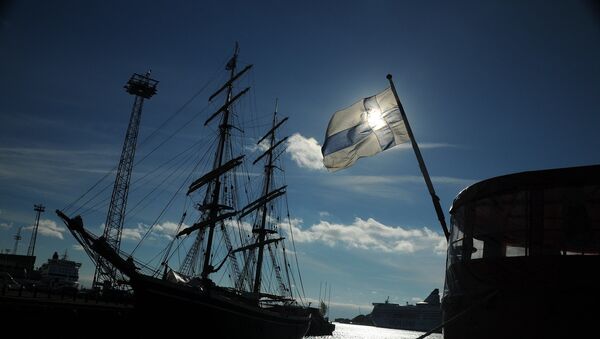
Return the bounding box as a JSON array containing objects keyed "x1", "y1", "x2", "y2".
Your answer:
[{"x1": 321, "y1": 87, "x2": 409, "y2": 171}]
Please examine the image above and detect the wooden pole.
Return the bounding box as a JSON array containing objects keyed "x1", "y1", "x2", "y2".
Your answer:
[{"x1": 386, "y1": 74, "x2": 450, "y2": 240}]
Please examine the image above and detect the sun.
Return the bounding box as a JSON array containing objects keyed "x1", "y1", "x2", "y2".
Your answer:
[{"x1": 367, "y1": 108, "x2": 386, "y2": 130}]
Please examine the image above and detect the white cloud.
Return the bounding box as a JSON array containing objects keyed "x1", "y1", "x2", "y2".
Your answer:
[
  {"x1": 121, "y1": 224, "x2": 146, "y2": 241},
  {"x1": 0, "y1": 222, "x2": 12, "y2": 229},
  {"x1": 282, "y1": 135, "x2": 458, "y2": 172},
  {"x1": 245, "y1": 139, "x2": 270, "y2": 153},
  {"x1": 286, "y1": 133, "x2": 325, "y2": 171},
  {"x1": 72, "y1": 244, "x2": 84, "y2": 251},
  {"x1": 225, "y1": 218, "x2": 253, "y2": 234},
  {"x1": 24, "y1": 219, "x2": 66, "y2": 239},
  {"x1": 285, "y1": 217, "x2": 445, "y2": 255},
  {"x1": 120, "y1": 221, "x2": 192, "y2": 242},
  {"x1": 153, "y1": 221, "x2": 184, "y2": 239},
  {"x1": 319, "y1": 211, "x2": 330, "y2": 218}
]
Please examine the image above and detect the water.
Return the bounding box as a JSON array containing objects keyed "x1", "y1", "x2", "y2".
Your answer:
[{"x1": 305, "y1": 323, "x2": 444, "y2": 339}]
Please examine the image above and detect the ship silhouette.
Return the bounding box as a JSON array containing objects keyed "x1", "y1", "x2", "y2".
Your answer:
[{"x1": 57, "y1": 43, "x2": 311, "y2": 339}]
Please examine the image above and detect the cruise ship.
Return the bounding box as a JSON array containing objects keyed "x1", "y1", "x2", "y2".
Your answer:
[
  {"x1": 37, "y1": 251, "x2": 81, "y2": 290},
  {"x1": 371, "y1": 289, "x2": 442, "y2": 332}
]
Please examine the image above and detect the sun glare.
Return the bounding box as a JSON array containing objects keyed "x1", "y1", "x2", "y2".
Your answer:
[{"x1": 367, "y1": 108, "x2": 386, "y2": 130}]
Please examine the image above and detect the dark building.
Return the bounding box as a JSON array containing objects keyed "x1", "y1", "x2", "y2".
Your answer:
[{"x1": 0, "y1": 253, "x2": 35, "y2": 279}]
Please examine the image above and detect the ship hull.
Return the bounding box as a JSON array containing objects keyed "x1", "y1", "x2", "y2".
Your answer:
[
  {"x1": 304, "y1": 307, "x2": 335, "y2": 336},
  {"x1": 442, "y1": 256, "x2": 600, "y2": 339},
  {"x1": 130, "y1": 274, "x2": 310, "y2": 339}
]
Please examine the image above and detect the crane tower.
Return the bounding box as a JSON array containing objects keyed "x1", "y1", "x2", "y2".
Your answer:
[{"x1": 93, "y1": 71, "x2": 158, "y2": 289}]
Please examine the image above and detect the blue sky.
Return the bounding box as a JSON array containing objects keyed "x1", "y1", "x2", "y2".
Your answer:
[{"x1": 0, "y1": 1, "x2": 599, "y2": 318}]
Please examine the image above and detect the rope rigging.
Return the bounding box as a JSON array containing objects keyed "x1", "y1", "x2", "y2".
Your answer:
[{"x1": 57, "y1": 50, "x2": 309, "y2": 309}]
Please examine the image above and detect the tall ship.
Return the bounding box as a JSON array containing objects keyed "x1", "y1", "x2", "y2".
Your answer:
[
  {"x1": 371, "y1": 288, "x2": 442, "y2": 333},
  {"x1": 56, "y1": 44, "x2": 311, "y2": 338},
  {"x1": 442, "y1": 164, "x2": 600, "y2": 338}
]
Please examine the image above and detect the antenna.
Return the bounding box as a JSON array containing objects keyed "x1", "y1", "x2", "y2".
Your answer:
[
  {"x1": 12, "y1": 226, "x2": 23, "y2": 254},
  {"x1": 27, "y1": 204, "x2": 45, "y2": 256},
  {"x1": 319, "y1": 281, "x2": 322, "y2": 302},
  {"x1": 328, "y1": 283, "x2": 332, "y2": 318}
]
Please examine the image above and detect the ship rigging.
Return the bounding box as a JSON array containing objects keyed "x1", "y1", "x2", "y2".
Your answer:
[{"x1": 57, "y1": 43, "x2": 311, "y2": 338}]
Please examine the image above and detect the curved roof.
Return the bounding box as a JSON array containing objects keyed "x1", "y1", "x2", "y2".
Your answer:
[{"x1": 450, "y1": 164, "x2": 600, "y2": 213}]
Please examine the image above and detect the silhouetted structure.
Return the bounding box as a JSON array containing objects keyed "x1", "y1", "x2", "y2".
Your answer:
[
  {"x1": 12, "y1": 226, "x2": 23, "y2": 255},
  {"x1": 39, "y1": 251, "x2": 81, "y2": 290},
  {"x1": 442, "y1": 165, "x2": 600, "y2": 339},
  {"x1": 58, "y1": 44, "x2": 311, "y2": 339},
  {"x1": 0, "y1": 253, "x2": 35, "y2": 280},
  {"x1": 305, "y1": 307, "x2": 336, "y2": 336},
  {"x1": 371, "y1": 289, "x2": 441, "y2": 332},
  {"x1": 93, "y1": 72, "x2": 158, "y2": 290},
  {"x1": 26, "y1": 204, "x2": 45, "y2": 256}
]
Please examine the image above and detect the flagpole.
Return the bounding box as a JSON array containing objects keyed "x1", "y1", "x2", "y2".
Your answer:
[{"x1": 386, "y1": 74, "x2": 450, "y2": 240}]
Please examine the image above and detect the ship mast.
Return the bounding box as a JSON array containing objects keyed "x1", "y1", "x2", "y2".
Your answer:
[
  {"x1": 178, "y1": 43, "x2": 253, "y2": 281},
  {"x1": 200, "y1": 45, "x2": 236, "y2": 280},
  {"x1": 251, "y1": 103, "x2": 289, "y2": 295}
]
